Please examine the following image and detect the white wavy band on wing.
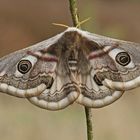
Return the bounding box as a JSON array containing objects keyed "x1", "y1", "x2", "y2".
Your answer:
[
  {"x1": 28, "y1": 91, "x2": 78, "y2": 111},
  {"x1": 76, "y1": 91, "x2": 124, "y2": 108},
  {"x1": 103, "y1": 76, "x2": 140, "y2": 90},
  {"x1": 0, "y1": 82, "x2": 46, "y2": 98}
]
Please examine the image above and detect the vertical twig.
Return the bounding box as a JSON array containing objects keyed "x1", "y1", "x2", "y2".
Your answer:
[
  {"x1": 68, "y1": 0, "x2": 94, "y2": 140},
  {"x1": 69, "y1": 0, "x2": 79, "y2": 27},
  {"x1": 85, "y1": 107, "x2": 93, "y2": 140}
]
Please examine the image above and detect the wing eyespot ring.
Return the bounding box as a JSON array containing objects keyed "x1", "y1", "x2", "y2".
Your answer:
[
  {"x1": 115, "y1": 52, "x2": 131, "y2": 66},
  {"x1": 17, "y1": 60, "x2": 32, "y2": 74}
]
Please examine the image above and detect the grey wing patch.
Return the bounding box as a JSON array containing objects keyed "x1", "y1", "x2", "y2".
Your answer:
[
  {"x1": 0, "y1": 33, "x2": 63, "y2": 98},
  {"x1": 76, "y1": 41, "x2": 124, "y2": 108},
  {"x1": 0, "y1": 32, "x2": 80, "y2": 110},
  {"x1": 77, "y1": 48, "x2": 123, "y2": 108},
  {"x1": 0, "y1": 50, "x2": 47, "y2": 98},
  {"x1": 82, "y1": 30, "x2": 140, "y2": 91},
  {"x1": 28, "y1": 43, "x2": 80, "y2": 110},
  {"x1": 102, "y1": 42, "x2": 140, "y2": 91}
]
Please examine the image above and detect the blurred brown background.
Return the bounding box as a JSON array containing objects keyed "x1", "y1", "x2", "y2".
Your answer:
[{"x1": 0, "y1": 0, "x2": 140, "y2": 140}]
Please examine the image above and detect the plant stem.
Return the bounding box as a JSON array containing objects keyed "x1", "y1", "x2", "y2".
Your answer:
[
  {"x1": 68, "y1": 0, "x2": 94, "y2": 140},
  {"x1": 68, "y1": 0, "x2": 80, "y2": 27},
  {"x1": 85, "y1": 107, "x2": 93, "y2": 140}
]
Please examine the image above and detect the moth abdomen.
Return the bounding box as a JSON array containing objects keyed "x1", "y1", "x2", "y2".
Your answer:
[{"x1": 68, "y1": 59, "x2": 78, "y2": 71}]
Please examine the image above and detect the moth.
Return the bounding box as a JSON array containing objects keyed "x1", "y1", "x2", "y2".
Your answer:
[{"x1": 0, "y1": 27, "x2": 140, "y2": 111}]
